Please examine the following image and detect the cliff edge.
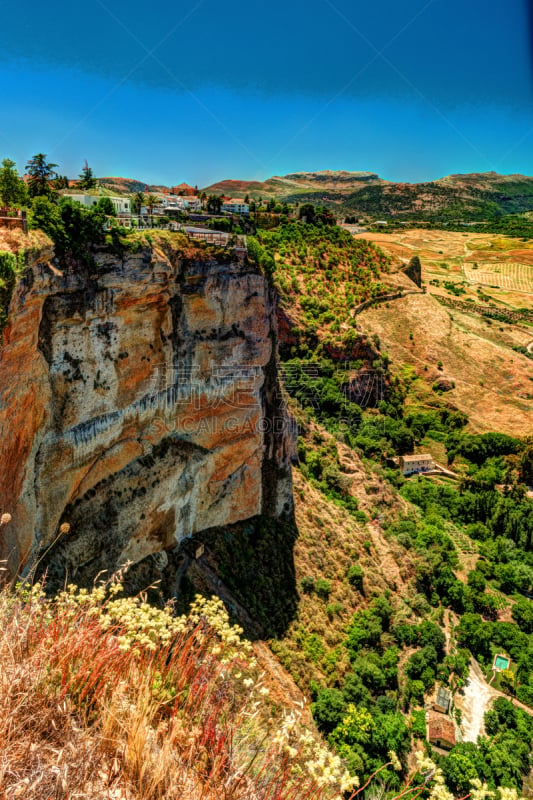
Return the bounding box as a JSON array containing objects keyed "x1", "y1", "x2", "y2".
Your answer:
[{"x1": 0, "y1": 234, "x2": 294, "y2": 595}]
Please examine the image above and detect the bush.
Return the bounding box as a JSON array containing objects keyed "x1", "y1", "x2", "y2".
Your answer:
[
  {"x1": 326, "y1": 602, "x2": 344, "y2": 619},
  {"x1": 315, "y1": 578, "x2": 331, "y2": 600},
  {"x1": 0, "y1": 250, "x2": 16, "y2": 283},
  {"x1": 346, "y1": 564, "x2": 364, "y2": 591},
  {"x1": 410, "y1": 709, "x2": 426, "y2": 738},
  {"x1": 300, "y1": 575, "x2": 315, "y2": 594},
  {"x1": 312, "y1": 688, "x2": 346, "y2": 733}
]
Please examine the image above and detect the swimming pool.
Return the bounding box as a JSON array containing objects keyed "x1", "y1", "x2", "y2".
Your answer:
[{"x1": 494, "y1": 655, "x2": 510, "y2": 671}]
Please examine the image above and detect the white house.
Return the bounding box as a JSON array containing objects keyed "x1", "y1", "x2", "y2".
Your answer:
[
  {"x1": 168, "y1": 195, "x2": 202, "y2": 212},
  {"x1": 67, "y1": 194, "x2": 131, "y2": 215},
  {"x1": 399, "y1": 454, "x2": 435, "y2": 476},
  {"x1": 221, "y1": 198, "x2": 249, "y2": 215},
  {"x1": 153, "y1": 194, "x2": 202, "y2": 213}
]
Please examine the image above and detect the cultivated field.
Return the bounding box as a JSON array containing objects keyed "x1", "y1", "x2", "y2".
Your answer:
[
  {"x1": 351, "y1": 229, "x2": 533, "y2": 435},
  {"x1": 463, "y1": 262, "x2": 533, "y2": 294},
  {"x1": 356, "y1": 228, "x2": 533, "y2": 310}
]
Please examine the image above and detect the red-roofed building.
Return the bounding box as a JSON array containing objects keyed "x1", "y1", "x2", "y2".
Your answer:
[
  {"x1": 169, "y1": 183, "x2": 197, "y2": 197},
  {"x1": 427, "y1": 714, "x2": 456, "y2": 750}
]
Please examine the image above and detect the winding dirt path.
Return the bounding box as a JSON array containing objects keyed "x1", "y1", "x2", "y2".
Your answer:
[
  {"x1": 459, "y1": 659, "x2": 498, "y2": 742},
  {"x1": 458, "y1": 658, "x2": 533, "y2": 743}
]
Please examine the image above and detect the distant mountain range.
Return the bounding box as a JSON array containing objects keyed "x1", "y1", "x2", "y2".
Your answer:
[{"x1": 97, "y1": 170, "x2": 533, "y2": 220}]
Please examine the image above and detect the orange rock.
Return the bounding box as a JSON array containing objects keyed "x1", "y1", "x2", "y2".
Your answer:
[{"x1": 0, "y1": 241, "x2": 294, "y2": 583}]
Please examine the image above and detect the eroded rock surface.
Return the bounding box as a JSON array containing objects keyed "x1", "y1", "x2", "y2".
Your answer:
[{"x1": 0, "y1": 239, "x2": 294, "y2": 584}]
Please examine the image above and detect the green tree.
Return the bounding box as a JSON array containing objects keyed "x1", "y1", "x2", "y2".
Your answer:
[
  {"x1": 455, "y1": 613, "x2": 492, "y2": 661},
  {"x1": 29, "y1": 196, "x2": 108, "y2": 268},
  {"x1": 25, "y1": 153, "x2": 58, "y2": 197},
  {"x1": 347, "y1": 563, "x2": 364, "y2": 591},
  {"x1": 517, "y1": 439, "x2": 533, "y2": 486},
  {"x1": 53, "y1": 175, "x2": 70, "y2": 190},
  {"x1": 511, "y1": 598, "x2": 533, "y2": 634},
  {"x1": 94, "y1": 197, "x2": 116, "y2": 216},
  {"x1": 145, "y1": 194, "x2": 161, "y2": 226},
  {"x1": 312, "y1": 688, "x2": 346, "y2": 734},
  {"x1": 467, "y1": 569, "x2": 487, "y2": 593},
  {"x1": 132, "y1": 192, "x2": 145, "y2": 217},
  {"x1": 0, "y1": 159, "x2": 28, "y2": 207},
  {"x1": 442, "y1": 748, "x2": 480, "y2": 794},
  {"x1": 29, "y1": 196, "x2": 64, "y2": 242},
  {"x1": 78, "y1": 160, "x2": 96, "y2": 190},
  {"x1": 207, "y1": 195, "x2": 223, "y2": 214}
]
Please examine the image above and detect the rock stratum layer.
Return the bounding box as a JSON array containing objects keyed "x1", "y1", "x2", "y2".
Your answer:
[{"x1": 0, "y1": 237, "x2": 294, "y2": 585}]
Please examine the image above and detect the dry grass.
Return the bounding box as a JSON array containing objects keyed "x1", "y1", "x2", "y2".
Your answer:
[
  {"x1": 0, "y1": 228, "x2": 52, "y2": 256},
  {"x1": 358, "y1": 293, "x2": 533, "y2": 435},
  {"x1": 0, "y1": 580, "x2": 356, "y2": 800}
]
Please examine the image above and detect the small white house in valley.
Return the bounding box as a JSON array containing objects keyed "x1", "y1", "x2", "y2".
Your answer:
[
  {"x1": 221, "y1": 198, "x2": 249, "y2": 215},
  {"x1": 399, "y1": 454, "x2": 435, "y2": 476}
]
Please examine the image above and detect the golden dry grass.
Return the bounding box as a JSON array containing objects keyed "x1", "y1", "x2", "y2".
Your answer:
[
  {"x1": 358, "y1": 292, "x2": 533, "y2": 436},
  {"x1": 0, "y1": 227, "x2": 52, "y2": 255},
  {"x1": 0, "y1": 581, "x2": 358, "y2": 800}
]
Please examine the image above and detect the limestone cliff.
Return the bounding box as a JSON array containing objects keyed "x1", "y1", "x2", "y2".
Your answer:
[{"x1": 0, "y1": 235, "x2": 294, "y2": 589}]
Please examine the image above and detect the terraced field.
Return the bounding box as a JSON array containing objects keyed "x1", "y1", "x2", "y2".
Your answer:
[
  {"x1": 463, "y1": 262, "x2": 533, "y2": 294},
  {"x1": 355, "y1": 228, "x2": 533, "y2": 310}
]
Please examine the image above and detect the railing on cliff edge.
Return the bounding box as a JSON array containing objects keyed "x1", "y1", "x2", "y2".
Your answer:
[{"x1": 0, "y1": 207, "x2": 27, "y2": 234}]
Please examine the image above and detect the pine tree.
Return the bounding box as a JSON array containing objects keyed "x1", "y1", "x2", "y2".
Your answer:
[
  {"x1": 25, "y1": 153, "x2": 58, "y2": 197},
  {"x1": 78, "y1": 160, "x2": 96, "y2": 190}
]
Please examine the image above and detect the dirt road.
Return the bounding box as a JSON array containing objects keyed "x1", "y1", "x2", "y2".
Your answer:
[
  {"x1": 459, "y1": 659, "x2": 498, "y2": 742},
  {"x1": 458, "y1": 658, "x2": 533, "y2": 743}
]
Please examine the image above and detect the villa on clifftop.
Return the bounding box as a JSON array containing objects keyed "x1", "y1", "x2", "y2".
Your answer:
[
  {"x1": 222, "y1": 198, "x2": 250, "y2": 215},
  {"x1": 66, "y1": 194, "x2": 131, "y2": 215}
]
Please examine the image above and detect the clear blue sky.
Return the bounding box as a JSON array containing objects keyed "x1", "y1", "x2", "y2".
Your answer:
[{"x1": 1, "y1": 0, "x2": 532, "y2": 186}]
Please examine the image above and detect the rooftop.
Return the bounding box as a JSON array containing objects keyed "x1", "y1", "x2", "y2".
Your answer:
[
  {"x1": 401, "y1": 454, "x2": 434, "y2": 462},
  {"x1": 428, "y1": 715, "x2": 455, "y2": 746}
]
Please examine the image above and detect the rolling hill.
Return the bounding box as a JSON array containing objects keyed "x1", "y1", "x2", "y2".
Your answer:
[{"x1": 94, "y1": 170, "x2": 533, "y2": 222}]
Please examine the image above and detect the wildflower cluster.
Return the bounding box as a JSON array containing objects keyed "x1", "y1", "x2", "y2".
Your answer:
[
  {"x1": 99, "y1": 589, "x2": 184, "y2": 651},
  {"x1": 186, "y1": 594, "x2": 254, "y2": 663},
  {"x1": 415, "y1": 755, "x2": 524, "y2": 800},
  {"x1": 414, "y1": 754, "x2": 452, "y2": 800},
  {"x1": 271, "y1": 708, "x2": 359, "y2": 798},
  {"x1": 50, "y1": 579, "x2": 253, "y2": 662}
]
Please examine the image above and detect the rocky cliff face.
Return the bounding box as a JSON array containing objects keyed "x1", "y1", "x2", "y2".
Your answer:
[{"x1": 0, "y1": 236, "x2": 294, "y2": 588}]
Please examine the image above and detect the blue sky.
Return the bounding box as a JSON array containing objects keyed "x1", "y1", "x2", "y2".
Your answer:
[{"x1": 0, "y1": 0, "x2": 532, "y2": 185}]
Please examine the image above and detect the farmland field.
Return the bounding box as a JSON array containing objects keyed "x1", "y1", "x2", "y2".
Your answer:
[
  {"x1": 463, "y1": 262, "x2": 533, "y2": 294},
  {"x1": 354, "y1": 228, "x2": 533, "y2": 310},
  {"x1": 351, "y1": 229, "x2": 533, "y2": 436}
]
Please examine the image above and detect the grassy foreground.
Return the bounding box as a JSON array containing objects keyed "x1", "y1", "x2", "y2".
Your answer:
[
  {"x1": 0, "y1": 573, "x2": 522, "y2": 800},
  {"x1": 0, "y1": 575, "x2": 358, "y2": 800}
]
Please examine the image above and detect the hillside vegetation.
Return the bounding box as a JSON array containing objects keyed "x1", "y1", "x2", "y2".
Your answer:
[
  {"x1": 3, "y1": 203, "x2": 533, "y2": 798},
  {"x1": 204, "y1": 171, "x2": 533, "y2": 222},
  {"x1": 251, "y1": 218, "x2": 533, "y2": 793},
  {"x1": 249, "y1": 222, "x2": 390, "y2": 350}
]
